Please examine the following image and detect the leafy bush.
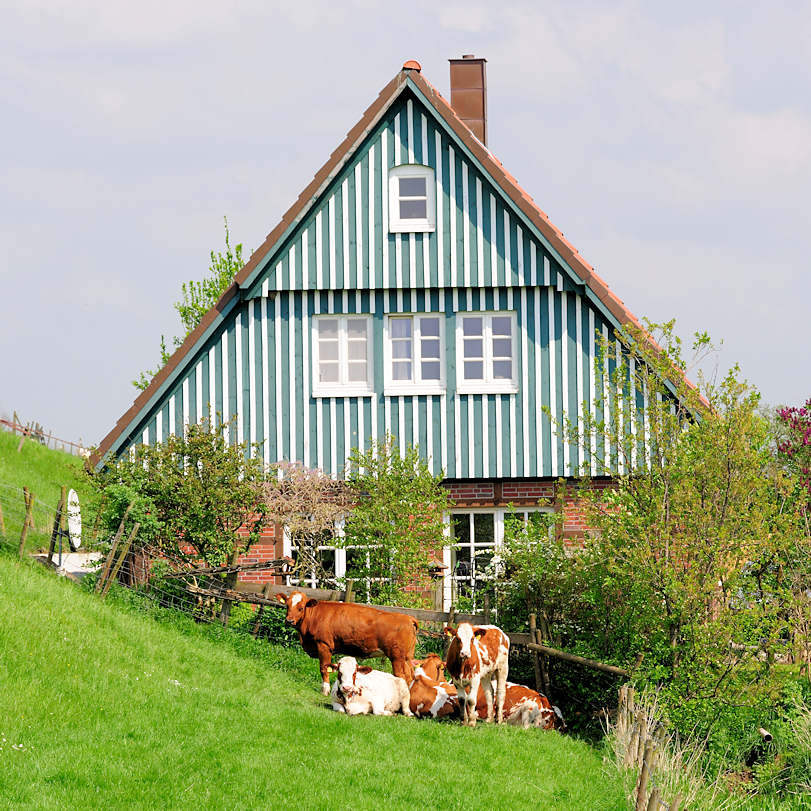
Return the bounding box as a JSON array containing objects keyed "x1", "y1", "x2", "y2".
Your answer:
[
  {"x1": 340, "y1": 436, "x2": 450, "y2": 607},
  {"x1": 89, "y1": 419, "x2": 267, "y2": 569}
]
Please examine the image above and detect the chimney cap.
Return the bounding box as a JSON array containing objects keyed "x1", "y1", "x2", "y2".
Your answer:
[
  {"x1": 462, "y1": 54, "x2": 475, "y2": 59},
  {"x1": 402, "y1": 59, "x2": 421, "y2": 72}
]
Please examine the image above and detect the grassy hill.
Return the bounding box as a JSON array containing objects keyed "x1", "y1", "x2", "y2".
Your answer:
[
  {"x1": 0, "y1": 554, "x2": 629, "y2": 809},
  {"x1": 0, "y1": 428, "x2": 91, "y2": 554}
]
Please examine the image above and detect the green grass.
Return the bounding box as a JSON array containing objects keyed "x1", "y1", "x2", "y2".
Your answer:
[
  {"x1": 0, "y1": 554, "x2": 629, "y2": 809},
  {"x1": 0, "y1": 429, "x2": 92, "y2": 553}
]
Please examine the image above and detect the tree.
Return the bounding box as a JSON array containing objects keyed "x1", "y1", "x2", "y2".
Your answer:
[
  {"x1": 340, "y1": 437, "x2": 450, "y2": 606},
  {"x1": 506, "y1": 320, "x2": 810, "y2": 730},
  {"x1": 90, "y1": 418, "x2": 267, "y2": 569},
  {"x1": 263, "y1": 462, "x2": 354, "y2": 587},
  {"x1": 132, "y1": 218, "x2": 246, "y2": 391}
]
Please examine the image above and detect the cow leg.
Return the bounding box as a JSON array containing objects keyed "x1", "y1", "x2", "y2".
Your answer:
[
  {"x1": 494, "y1": 667, "x2": 507, "y2": 724},
  {"x1": 466, "y1": 675, "x2": 481, "y2": 728},
  {"x1": 316, "y1": 643, "x2": 333, "y2": 695},
  {"x1": 391, "y1": 656, "x2": 413, "y2": 684},
  {"x1": 482, "y1": 676, "x2": 495, "y2": 723}
]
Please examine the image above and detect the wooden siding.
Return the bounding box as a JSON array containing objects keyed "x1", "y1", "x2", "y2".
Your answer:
[
  {"x1": 116, "y1": 89, "x2": 647, "y2": 479},
  {"x1": 242, "y1": 93, "x2": 573, "y2": 298},
  {"x1": 123, "y1": 285, "x2": 632, "y2": 479}
]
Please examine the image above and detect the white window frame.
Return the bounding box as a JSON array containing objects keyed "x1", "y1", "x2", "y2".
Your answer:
[
  {"x1": 311, "y1": 315, "x2": 374, "y2": 398},
  {"x1": 455, "y1": 311, "x2": 519, "y2": 394},
  {"x1": 441, "y1": 506, "x2": 554, "y2": 610},
  {"x1": 383, "y1": 313, "x2": 446, "y2": 395},
  {"x1": 387, "y1": 164, "x2": 436, "y2": 233}
]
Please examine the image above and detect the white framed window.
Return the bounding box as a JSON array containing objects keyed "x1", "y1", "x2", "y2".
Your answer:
[
  {"x1": 455, "y1": 312, "x2": 519, "y2": 394},
  {"x1": 312, "y1": 315, "x2": 373, "y2": 397},
  {"x1": 388, "y1": 165, "x2": 436, "y2": 233},
  {"x1": 442, "y1": 506, "x2": 553, "y2": 610},
  {"x1": 383, "y1": 314, "x2": 446, "y2": 395}
]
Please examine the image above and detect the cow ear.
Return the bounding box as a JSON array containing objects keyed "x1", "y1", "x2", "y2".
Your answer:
[
  {"x1": 411, "y1": 659, "x2": 421, "y2": 667},
  {"x1": 474, "y1": 628, "x2": 487, "y2": 637},
  {"x1": 306, "y1": 598, "x2": 318, "y2": 608},
  {"x1": 443, "y1": 625, "x2": 456, "y2": 637},
  {"x1": 325, "y1": 664, "x2": 336, "y2": 674},
  {"x1": 357, "y1": 665, "x2": 373, "y2": 674},
  {"x1": 275, "y1": 593, "x2": 287, "y2": 604}
]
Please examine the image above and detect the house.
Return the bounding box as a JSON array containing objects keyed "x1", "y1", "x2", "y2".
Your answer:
[{"x1": 95, "y1": 57, "x2": 657, "y2": 607}]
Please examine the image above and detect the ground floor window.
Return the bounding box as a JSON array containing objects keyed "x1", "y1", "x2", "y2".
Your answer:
[
  {"x1": 283, "y1": 521, "x2": 388, "y2": 600},
  {"x1": 282, "y1": 507, "x2": 550, "y2": 610},
  {"x1": 442, "y1": 507, "x2": 552, "y2": 611}
]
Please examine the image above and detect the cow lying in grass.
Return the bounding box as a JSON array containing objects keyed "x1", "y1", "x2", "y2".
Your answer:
[
  {"x1": 408, "y1": 654, "x2": 459, "y2": 719},
  {"x1": 444, "y1": 623, "x2": 510, "y2": 727},
  {"x1": 476, "y1": 683, "x2": 567, "y2": 730},
  {"x1": 328, "y1": 656, "x2": 412, "y2": 717},
  {"x1": 412, "y1": 654, "x2": 564, "y2": 730},
  {"x1": 276, "y1": 590, "x2": 418, "y2": 695}
]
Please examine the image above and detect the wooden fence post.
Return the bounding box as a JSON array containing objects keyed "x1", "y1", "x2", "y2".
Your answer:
[
  {"x1": 252, "y1": 583, "x2": 273, "y2": 637},
  {"x1": 625, "y1": 709, "x2": 643, "y2": 768},
  {"x1": 101, "y1": 523, "x2": 140, "y2": 598},
  {"x1": 668, "y1": 794, "x2": 682, "y2": 811},
  {"x1": 96, "y1": 504, "x2": 133, "y2": 593},
  {"x1": 483, "y1": 593, "x2": 491, "y2": 624},
  {"x1": 645, "y1": 786, "x2": 660, "y2": 811},
  {"x1": 18, "y1": 488, "x2": 34, "y2": 558},
  {"x1": 634, "y1": 740, "x2": 656, "y2": 811},
  {"x1": 617, "y1": 685, "x2": 628, "y2": 740},
  {"x1": 47, "y1": 487, "x2": 66, "y2": 563},
  {"x1": 219, "y1": 548, "x2": 241, "y2": 625},
  {"x1": 529, "y1": 613, "x2": 543, "y2": 693},
  {"x1": 17, "y1": 423, "x2": 29, "y2": 453},
  {"x1": 636, "y1": 710, "x2": 648, "y2": 765},
  {"x1": 344, "y1": 579, "x2": 354, "y2": 603},
  {"x1": 88, "y1": 497, "x2": 105, "y2": 545}
]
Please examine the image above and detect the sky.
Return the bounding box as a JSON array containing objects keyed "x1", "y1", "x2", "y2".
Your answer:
[{"x1": 1, "y1": 0, "x2": 809, "y2": 446}]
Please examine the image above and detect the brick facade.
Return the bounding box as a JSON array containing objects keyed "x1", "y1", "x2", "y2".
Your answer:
[{"x1": 236, "y1": 477, "x2": 614, "y2": 584}]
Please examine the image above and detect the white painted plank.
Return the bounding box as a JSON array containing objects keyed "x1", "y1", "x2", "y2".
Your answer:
[
  {"x1": 560, "y1": 292, "x2": 569, "y2": 476},
  {"x1": 449, "y1": 146, "x2": 457, "y2": 288},
  {"x1": 462, "y1": 162, "x2": 470, "y2": 288},
  {"x1": 288, "y1": 291, "x2": 297, "y2": 463},
  {"x1": 342, "y1": 179, "x2": 349, "y2": 289},
  {"x1": 368, "y1": 144, "x2": 375, "y2": 290},
  {"x1": 534, "y1": 286, "x2": 542, "y2": 475},
  {"x1": 275, "y1": 295, "x2": 283, "y2": 461},
  {"x1": 521, "y1": 287, "x2": 530, "y2": 476}
]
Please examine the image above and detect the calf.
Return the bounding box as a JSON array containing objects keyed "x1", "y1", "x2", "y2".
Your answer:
[
  {"x1": 476, "y1": 682, "x2": 567, "y2": 730},
  {"x1": 413, "y1": 653, "x2": 447, "y2": 682},
  {"x1": 328, "y1": 657, "x2": 412, "y2": 717},
  {"x1": 276, "y1": 591, "x2": 418, "y2": 694},
  {"x1": 409, "y1": 655, "x2": 459, "y2": 719},
  {"x1": 444, "y1": 623, "x2": 510, "y2": 727}
]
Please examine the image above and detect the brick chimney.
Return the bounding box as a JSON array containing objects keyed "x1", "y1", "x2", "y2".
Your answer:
[{"x1": 449, "y1": 55, "x2": 487, "y2": 145}]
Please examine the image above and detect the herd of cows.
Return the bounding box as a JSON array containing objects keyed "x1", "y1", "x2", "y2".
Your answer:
[{"x1": 275, "y1": 590, "x2": 566, "y2": 731}]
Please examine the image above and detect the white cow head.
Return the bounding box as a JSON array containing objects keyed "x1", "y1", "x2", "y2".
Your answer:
[
  {"x1": 328, "y1": 656, "x2": 372, "y2": 699},
  {"x1": 444, "y1": 623, "x2": 486, "y2": 659}
]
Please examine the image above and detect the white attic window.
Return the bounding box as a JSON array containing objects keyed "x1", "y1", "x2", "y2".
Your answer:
[{"x1": 388, "y1": 165, "x2": 436, "y2": 233}]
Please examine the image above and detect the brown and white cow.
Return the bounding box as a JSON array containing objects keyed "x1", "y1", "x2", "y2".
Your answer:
[
  {"x1": 328, "y1": 657, "x2": 413, "y2": 717},
  {"x1": 276, "y1": 591, "x2": 418, "y2": 694},
  {"x1": 444, "y1": 623, "x2": 510, "y2": 727},
  {"x1": 476, "y1": 682, "x2": 567, "y2": 730},
  {"x1": 408, "y1": 654, "x2": 459, "y2": 719},
  {"x1": 413, "y1": 653, "x2": 447, "y2": 682}
]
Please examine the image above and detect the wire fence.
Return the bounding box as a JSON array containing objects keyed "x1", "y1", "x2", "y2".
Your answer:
[{"x1": 0, "y1": 415, "x2": 90, "y2": 457}]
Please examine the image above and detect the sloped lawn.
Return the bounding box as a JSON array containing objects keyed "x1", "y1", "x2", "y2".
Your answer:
[{"x1": 0, "y1": 556, "x2": 628, "y2": 809}]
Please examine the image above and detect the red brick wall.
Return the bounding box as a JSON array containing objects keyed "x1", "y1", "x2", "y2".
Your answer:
[
  {"x1": 239, "y1": 478, "x2": 615, "y2": 581},
  {"x1": 236, "y1": 523, "x2": 285, "y2": 584}
]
